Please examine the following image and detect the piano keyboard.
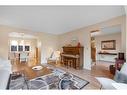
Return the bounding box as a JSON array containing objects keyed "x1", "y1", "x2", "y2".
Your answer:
[{"x1": 61, "y1": 54, "x2": 79, "y2": 58}]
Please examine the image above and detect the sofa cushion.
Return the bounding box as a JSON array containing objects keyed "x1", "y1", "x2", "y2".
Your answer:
[
  {"x1": 120, "y1": 63, "x2": 127, "y2": 75},
  {"x1": 95, "y1": 63, "x2": 127, "y2": 89},
  {"x1": 0, "y1": 69, "x2": 10, "y2": 89},
  {"x1": 96, "y1": 77, "x2": 116, "y2": 89},
  {"x1": 114, "y1": 70, "x2": 127, "y2": 84},
  {"x1": 0, "y1": 58, "x2": 12, "y2": 73},
  {"x1": 112, "y1": 83, "x2": 127, "y2": 89}
]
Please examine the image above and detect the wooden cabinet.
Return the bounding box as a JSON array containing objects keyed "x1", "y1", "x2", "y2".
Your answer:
[{"x1": 98, "y1": 52, "x2": 117, "y2": 62}]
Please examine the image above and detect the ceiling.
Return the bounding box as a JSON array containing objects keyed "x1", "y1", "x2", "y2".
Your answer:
[
  {"x1": 9, "y1": 32, "x2": 38, "y2": 39},
  {"x1": 0, "y1": 6, "x2": 125, "y2": 35},
  {"x1": 91, "y1": 25, "x2": 121, "y2": 37}
]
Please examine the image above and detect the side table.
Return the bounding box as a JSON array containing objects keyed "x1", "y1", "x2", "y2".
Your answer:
[{"x1": 109, "y1": 65, "x2": 116, "y2": 75}]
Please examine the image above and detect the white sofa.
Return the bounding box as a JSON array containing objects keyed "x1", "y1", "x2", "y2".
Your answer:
[
  {"x1": 96, "y1": 63, "x2": 127, "y2": 89},
  {"x1": 0, "y1": 58, "x2": 12, "y2": 89}
]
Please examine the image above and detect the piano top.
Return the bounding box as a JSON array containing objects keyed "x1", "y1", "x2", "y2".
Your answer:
[
  {"x1": 62, "y1": 46, "x2": 84, "y2": 55},
  {"x1": 62, "y1": 46, "x2": 84, "y2": 48}
]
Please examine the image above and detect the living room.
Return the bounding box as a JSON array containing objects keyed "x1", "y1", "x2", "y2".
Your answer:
[{"x1": 0, "y1": 5, "x2": 127, "y2": 91}]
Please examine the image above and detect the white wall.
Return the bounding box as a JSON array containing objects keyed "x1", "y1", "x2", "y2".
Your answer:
[{"x1": 95, "y1": 33, "x2": 121, "y2": 62}]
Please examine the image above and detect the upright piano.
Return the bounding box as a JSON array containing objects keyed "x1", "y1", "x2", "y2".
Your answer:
[{"x1": 61, "y1": 46, "x2": 84, "y2": 69}]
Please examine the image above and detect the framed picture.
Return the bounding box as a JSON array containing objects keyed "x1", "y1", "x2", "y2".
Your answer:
[{"x1": 101, "y1": 40, "x2": 116, "y2": 50}]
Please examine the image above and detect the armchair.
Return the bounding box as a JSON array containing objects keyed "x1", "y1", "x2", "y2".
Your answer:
[
  {"x1": 0, "y1": 58, "x2": 12, "y2": 73},
  {"x1": 47, "y1": 51, "x2": 60, "y2": 64},
  {"x1": 0, "y1": 58, "x2": 12, "y2": 89},
  {"x1": 20, "y1": 52, "x2": 29, "y2": 63}
]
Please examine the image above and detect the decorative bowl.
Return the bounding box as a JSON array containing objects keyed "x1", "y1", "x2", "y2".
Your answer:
[{"x1": 32, "y1": 66, "x2": 43, "y2": 71}]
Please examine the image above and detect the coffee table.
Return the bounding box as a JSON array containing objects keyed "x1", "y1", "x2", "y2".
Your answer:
[{"x1": 13, "y1": 65, "x2": 52, "y2": 80}]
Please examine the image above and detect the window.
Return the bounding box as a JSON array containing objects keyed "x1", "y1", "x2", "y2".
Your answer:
[
  {"x1": 11, "y1": 45, "x2": 17, "y2": 51},
  {"x1": 10, "y1": 40, "x2": 18, "y2": 52},
  {"x1": 18, "y1": 45, "x2": 23, "y2": 51},
  {"x1": 10, "y1": 40, "x2": 31, "y2": 52},
  {"x1": 25, "y1": 45, "x2": 30, "y2": 51}
]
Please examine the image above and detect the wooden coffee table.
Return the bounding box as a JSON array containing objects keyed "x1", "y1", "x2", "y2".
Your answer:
[{"x1": 12, "y1": 64, "x2": 53, "y2": 80}]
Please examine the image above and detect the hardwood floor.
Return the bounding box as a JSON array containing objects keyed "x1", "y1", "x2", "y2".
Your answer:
[
  {"x1": 11, "y1": 60, "x2": 114, "y2": 89},
  {"x1": 91, "y1": 61, "x2": 114, "y2": 78},
  {"x1": 11, "y1": 60, "x2": 52, "y2": 80}
]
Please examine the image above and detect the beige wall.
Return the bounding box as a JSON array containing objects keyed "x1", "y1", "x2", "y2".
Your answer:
[
  {"x1": 0, "y1": 30, "x2": 8, "y2": 60},
  {"x1": 58, "y1": 28, "x2": 91, "y2": 70},
  {"x1": 58, "y1": 15, "x2": 126, "y2": 70},
  {"x1": 95, "y1": 33, "x2": 121, "y2": 62},
  {"x1": 124, "y1": 6, "x2": 127, "y2": 61},
  {"x1": 121, "y1": 16, "x2": 126, "y2": 54},
  {"x1": 126, "y1": 16, "x2": 127, "y2": 62},
  {"x1": 35, "y1": 32, "x2": 59, "y2": 63},
  {"x1": 0, "y1": 25, "x2": 59, "y2": 64}
]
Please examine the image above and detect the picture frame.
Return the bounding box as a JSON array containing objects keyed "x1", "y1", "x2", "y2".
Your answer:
[{"x1": 101, "y1": 40, "x2": 116, "y2": 50}]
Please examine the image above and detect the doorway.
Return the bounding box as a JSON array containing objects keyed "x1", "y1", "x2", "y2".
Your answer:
[
  {"x1": 91, "y1": 37, "x2": 96, "y2": 65},
  {"x1": 8, "y1": 32, "x2": 40, "y2": 66}
]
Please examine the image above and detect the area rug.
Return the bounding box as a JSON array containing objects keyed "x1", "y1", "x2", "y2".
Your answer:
[{"x1": 9, "y1": 68, "x2": 89, "y2": 90}]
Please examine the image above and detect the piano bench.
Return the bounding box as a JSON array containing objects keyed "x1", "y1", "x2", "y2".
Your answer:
[
  {"x1": 63, "y1": 59, "x2": 68, "y2": 67},
  {"x1": 63, "y1": 59, "x2": 73, "y2": 68},
  {"x1": 68, "y1": 60, "x2": 73, "y2": 68}
]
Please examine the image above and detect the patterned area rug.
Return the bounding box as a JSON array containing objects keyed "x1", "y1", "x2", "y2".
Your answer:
[{"x1": 9, "y1": 68, "x2": 89, "y2": 90}]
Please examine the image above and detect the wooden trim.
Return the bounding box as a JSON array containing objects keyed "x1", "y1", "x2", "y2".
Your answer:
[
  {"x1": 98, "y1": 52, "x2": 117, "y2": 55},
  {"x1": 62, "y1": 46, "x2": 84, "y2": 48},
  {"x1": 90, "y1": 30, "x2": 100, "y2": 33}
]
